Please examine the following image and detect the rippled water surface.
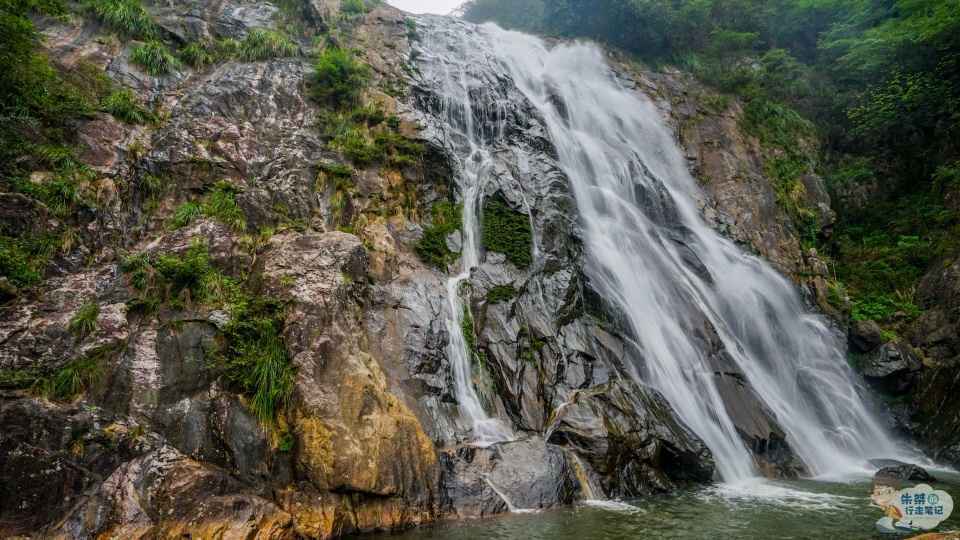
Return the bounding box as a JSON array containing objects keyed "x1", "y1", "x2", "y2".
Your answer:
[{"x1": 360, "y1": 475, "x2": 960, "y2": 540}]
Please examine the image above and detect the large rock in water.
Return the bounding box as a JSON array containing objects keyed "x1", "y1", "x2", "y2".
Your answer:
[{"x1": 873, "y1": 462, "x2": 936, "y2": 488}]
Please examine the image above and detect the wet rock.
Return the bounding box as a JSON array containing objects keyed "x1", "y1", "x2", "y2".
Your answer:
[
  {"x1": 547, "y1": 381, "x2": 715, "y2": 496},
  {"x1": 873, "y1": 463, "x2": 936, "y2": 487},
  {"x1": 860, "y1": 341, "x2": 922, "y2": 395},
  {"x1": 439, "y1": 437, "x2": 578, "y2": 517},
  {"x1": 850, "y1": 319, "x2": 884, "y2": 353}
]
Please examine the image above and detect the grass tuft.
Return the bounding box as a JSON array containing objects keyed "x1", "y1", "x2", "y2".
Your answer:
[
  {"x1": 82, "y1": 0, "x2": 157, "y2": 38},
  {"x1": 68, "y1": 301, "x2": 100, "y2": 338},
  {"x1": 100, "y1": 89, "x2": 154, "y2": 124},
  {"x1": 238, "y1": 29, "x2": 298, "y2": 62},
  {"x1": 131, "y1": 41, "x2": 181, "y2": 76}
]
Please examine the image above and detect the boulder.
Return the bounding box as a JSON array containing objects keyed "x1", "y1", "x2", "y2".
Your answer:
[
  {"x1": 850, "y1": 319, "x2": 884, "y2": 353},
  {"x1": 873, "y1": 462, "x2": 936, "y2": 488},
  {"x1": 861, "y1": 341, "x2": 922, "y2": 394}
]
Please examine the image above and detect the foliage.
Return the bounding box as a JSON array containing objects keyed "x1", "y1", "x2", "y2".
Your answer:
[
  {"x1": 178, "y1": 41, "x2": 217, "y2": 68},
  {"x1": 310, "y1": 47, "x2": 371, "y2": 109},
  {"x1": 121, "y1": 242, "x2": 294, "y2": 422},
  {"x1": 131, "y1": 41, "x2": 180, "y2": 76},
  {"x1": 486, "y1": 285, "x2": 517, "y2": 304},
  {"x1": 238, "y1": 29, "x2": 298, "y2": 62},
  {"x1": 217, "y1": 297, "x2": 294, "y2": 424},
  {"x1": 461, "y1": 304, "x2": 476, "y2": 355},
  {"x1": 100, "y1": 88, "x2": 154, "y2": 124},
  {"x1": 68, "y1": 301, "x2": 100, "y2": 337},
  {"x1": 482, "y1": 197, "x2": 533, "y2": 268},
  {"x1": 41, "y1": 347, "x2": 115, "y2": 401},
  {"x1": 415, "y1": 201, "x2": 462, "y2": 269},
  {"x1": 169, "y1": 181, "x2": 246, "y2": 232},
  {"x1": 81, "y1": 0, "x2": 157, "y2": 38},
  {"x1": 341, "y1": 0, "x2": 366, "y2": 15}
]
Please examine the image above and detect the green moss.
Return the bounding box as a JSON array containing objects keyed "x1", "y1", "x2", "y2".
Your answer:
[
  {"x1": 482, "y1": 197, "x2": 532, "y2": 268},
  {"x1": 415, "y1": 201, "x2": 462, "y2": 269},
  {"x1": 486, "y1": 285, "x2": 517, "y2": 304},
  {"x1": 68, "y1": 301, "x2": 99, "y2": 338},
  {"x1": 131, "y1": 41, "x2": 180, "y2": 76},
  {"x1": 461, "y1": 304, "x2": 476, "y2": 355},
  {"x1": 238, "y1": 29, "x2": 298, "y2": 62}
]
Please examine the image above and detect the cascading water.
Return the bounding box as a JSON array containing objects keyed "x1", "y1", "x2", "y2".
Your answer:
[
  {"x1": 421, "y1": 21, "x2": 513, "y2": 446},
  {"x1": 413, "y1": 16, "x2": 919, "y2": 478}
]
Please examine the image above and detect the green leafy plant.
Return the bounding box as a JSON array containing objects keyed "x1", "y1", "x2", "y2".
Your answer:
[
  {"x1": 68, "y1": 301, "x2": 100, "y2": 338},
  {"x1": 82, "y1": 0, "x2": 157, "y2": 38},
  {"x1": 169, "y1": 201, "x2": 203, "y2": 229},
  {"x1": 238, "y1": 29, "x2": 298, "y2": 61},
  {"x1": 310, "y1": 47, "x2": 371, "y2": 109},
  {"x1": 218, "y1": 298, "x2": 294, "y2": 423},
  {"x1": 179, "y1": 41, "x2": 217, "y2": 68},
  {"x1": 131, "y1": 41, "x2": 181, "y2": 76},
  {"x1": 341, "y1": 0, "x2": 366, "y2": 15},
  {"x1": 100, "y1": 88, "x2": 154, "y2": 124},
  {"x1": 169, "y1": 182, "x2": 246, "y2": 232}
]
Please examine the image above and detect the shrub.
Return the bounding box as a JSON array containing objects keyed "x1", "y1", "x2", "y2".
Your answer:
[
  {"x1": 82, "y1": 0, "x2": 157, "y2": 38},
  {"x1": 169, "y1": 182, "x2": 246, "y2": 232},
  {"x1": 310, "y1": 47, "x2": 371, "y2": 109},
  {"x1": 482, "y1": 197, "x2": 532, "y2": 268},
  {"x1": 486, "y1": 285, "x2": 517, "y2": 304},
  {"x1": 169, "y1": 201, "x2": 203, "y2": 229},
  {"x1": 68, "y1": 301, "x2": 100, "y2": 337},
  {"x1": 131, "y1": 41, "x2": 181, "y2": 76},
  {"x1": 203, "y1": 181, "x2": 246, "y2": 231},
  {"x1": 341, "y1": 0, "x2": 366, "y2": 15},
  {"x1": 42, "y1": 352, "x2": 105, "y2": 401},
  {"x1": 415, "y1": 201, "x2": 462, "y2": 269},
  {"x1": 218, "y1": 298, "x2": 294, "y2": 423},
  {"x1": 100, "y1": 89, "x2": 153, "y2": 124},
  {"x1": 238, "y1": 29, "x2": 298, "y2": 61},
  {"x1": 179, "y1": 41, "x2": 216, "y2": 68}
]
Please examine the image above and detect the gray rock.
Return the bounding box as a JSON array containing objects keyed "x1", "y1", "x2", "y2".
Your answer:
[{"x1": 851, "y1": 319, "x2": 884, "y2": 353}]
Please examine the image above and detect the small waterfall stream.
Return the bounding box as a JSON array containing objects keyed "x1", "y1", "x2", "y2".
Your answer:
[{"x1": 412, "y1": 16, "x2": 919, "y2": 479}]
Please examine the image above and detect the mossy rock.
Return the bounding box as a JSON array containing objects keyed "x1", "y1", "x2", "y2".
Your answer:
[{"x1": 482, "y1": 195, "x2": 532, "y2": 268}]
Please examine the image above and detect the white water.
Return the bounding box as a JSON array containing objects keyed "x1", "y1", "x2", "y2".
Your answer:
[
  {"x1": 413, "y1": 17, "x2": 921, "y2": 478},
  {"x1": 422, "y1": 21, "x2": 513, "y2": 446}
]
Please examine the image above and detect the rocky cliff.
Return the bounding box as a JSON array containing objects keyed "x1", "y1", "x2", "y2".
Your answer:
[{"x1": 0, "y1": 1, "x2": 862, "y2": 538}]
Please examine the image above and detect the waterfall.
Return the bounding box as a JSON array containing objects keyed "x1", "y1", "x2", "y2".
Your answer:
[
  {"x1": 412, "y1": 16, "x2": 917, "y2": 479},
  {"x1": 422, "y1": 20, "x2": 513, "y2": 446}
]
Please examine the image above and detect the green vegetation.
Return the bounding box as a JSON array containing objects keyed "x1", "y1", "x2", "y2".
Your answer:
[
  {"x1": 461, "y1": 305, "x2": 476, "y2": 355},
  {"x1": 238, "y1": 29, "x2": 298, "y2": 61},
  {"x1": 81, "y1": 0, "x2": 157, "y2": 38},
  {"x1": 131, "y1": 41, "x2": 180, "y2": 76},
  {"x1": 179, "y1": 41, "x2": 217, "y2": 68},
  {"x1": 415, "y1": 201, "x2": 462, "y2": 268},
  {"x1": 341, "y1": 0, "x2": 368, "y2": 16},
  {"x1": 463, "y1": 0, "x2": 960, "y2": 336},
  {"x1": 482, "y1": 197, "x2": 533, "y2": 268},
  {"x1": 310, "y1": 47, "x2": 371, "y2": 109},
  {"x1": 43, "y1": 354, "x2": 103, "y2": 400},
  {"x1": 100, "y1": 88, "x2": 154, "y2": 124},
  {"x1": 121, "y1": 241, "x2": 294, "y2": 422},
  {"x1": 68, "y1": 301, "x2": 100, "y2": 338},
  {"x1": 169, "y1": 181, "x2": 246, "y2": 232},
  {"x1": 486, "y1": 285, "x2": 517, "y2": 304}
]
